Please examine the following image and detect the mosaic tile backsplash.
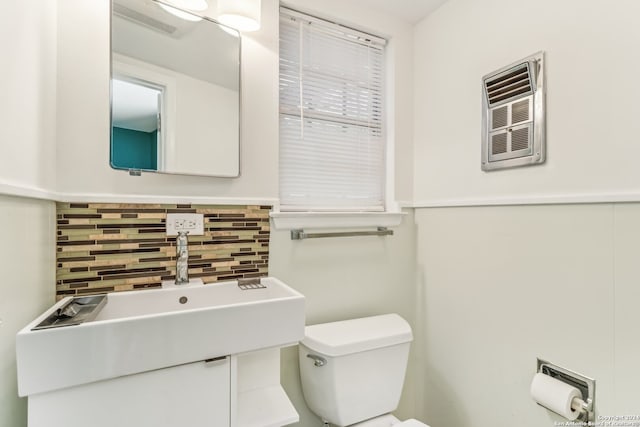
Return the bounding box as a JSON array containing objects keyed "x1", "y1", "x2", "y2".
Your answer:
[{"x1": 56, "y1": 203, "x2": 270, "y2": 298}]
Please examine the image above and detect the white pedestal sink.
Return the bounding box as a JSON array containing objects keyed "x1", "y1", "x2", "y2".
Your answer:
[{"x1": 16, "y1": 277, "x2": 305, "y2": 427}]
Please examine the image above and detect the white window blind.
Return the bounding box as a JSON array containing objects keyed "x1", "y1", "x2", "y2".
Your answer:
[{"x1": 279, "y1": 8, "x2": 386, "y2": 212}]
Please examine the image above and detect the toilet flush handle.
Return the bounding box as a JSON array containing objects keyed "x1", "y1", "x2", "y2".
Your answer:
[{"x1": 306, "y1": 354, "x2": 327, "y2": 367}]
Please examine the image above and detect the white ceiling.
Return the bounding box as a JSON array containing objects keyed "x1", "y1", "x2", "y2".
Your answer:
[{"x1": 349, "y1": 0, "x2": 449, "y2": 24}]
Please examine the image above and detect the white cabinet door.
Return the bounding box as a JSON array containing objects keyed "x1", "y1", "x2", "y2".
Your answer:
[{"x1": 29, "y1": 357, "x2": 231, "y2": 427}]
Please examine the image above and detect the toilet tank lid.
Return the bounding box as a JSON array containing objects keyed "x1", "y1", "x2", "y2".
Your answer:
[{"x1": 302, "y1": 313, "x2": 413, "y2": 357}]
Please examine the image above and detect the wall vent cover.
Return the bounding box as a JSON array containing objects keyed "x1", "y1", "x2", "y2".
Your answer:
[{"x1": 481, "y1": 52, "x2": 545, "y2": 171}]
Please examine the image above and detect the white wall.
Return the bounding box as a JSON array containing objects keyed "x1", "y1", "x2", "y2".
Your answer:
[
  {"x1": 412, "y1": 1, "x2": 640, "y2": 425},
  {"x1": 414, "y1": 203, "x2": 640, "y2": 426},
  {"x1": 0, "y1": 4, "x2": 58, "y2": 426},
  {"x1": 55, "y1": 0, "x2": 278, "y2": 201},
  {"x1": 413, "y1": 0, "x2": 640, "y2": 206},
  {"x1": 270, "y1": 210, "x2": 418, "y2": 426},
  {"x1": 0, "y1": 196, "x2": 56, "y2": 427},
  {"x1": 0, "y1": 0, "x2": 57, "y2": 193},
  {"x1": 266, "y1": 2, "x2": 417, "y2": 424},
  {"x1": 173, "y1": 74, "x2": 239, "y2": 176},
  {"x1": 259, "y1": 1, "x2": 417, "y2": 424},
  {"x1": 54, "y1": 0, "x2": 414, "y2": 204}
]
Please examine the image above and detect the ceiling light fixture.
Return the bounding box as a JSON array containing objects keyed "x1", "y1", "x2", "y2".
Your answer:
[{"x1": 217, "y1": 0, "x2": 261, "y2": 32}]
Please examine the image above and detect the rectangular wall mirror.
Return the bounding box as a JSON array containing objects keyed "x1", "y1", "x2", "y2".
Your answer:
[{"x1": 111, "y1": 0, "x2": 241, "y2": 177}]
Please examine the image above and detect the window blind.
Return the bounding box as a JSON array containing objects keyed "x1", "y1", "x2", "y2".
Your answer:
[{"x1": 279, "y1": 8, "x2": 386, "y2": 211}]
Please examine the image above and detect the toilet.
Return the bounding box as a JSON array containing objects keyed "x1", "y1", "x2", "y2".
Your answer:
[{"x1": 298, "y1": 313, "x2": 429, "y2": 427}]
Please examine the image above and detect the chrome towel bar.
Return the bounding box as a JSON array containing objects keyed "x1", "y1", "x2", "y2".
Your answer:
[{"x1": 290, "y1": 227, "x2": 393, "y2": 240}]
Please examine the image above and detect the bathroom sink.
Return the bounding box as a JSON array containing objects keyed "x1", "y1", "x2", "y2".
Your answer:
[{"x1": 16, "y1": 277, "x2": 305, "y2": 397}]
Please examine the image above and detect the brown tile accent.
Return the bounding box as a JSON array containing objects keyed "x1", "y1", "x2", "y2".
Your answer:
[
  {"x1": 58, "y1": 224, "x2": 95, "y2": 229},
  {"x1": 58, "y1": 256, "x2": 96, "y2": 262},
  {"x1": 97, "y1": 208, "x2": 166, "y2": 213},
  {"x1": 56, "y1": 203, "x2": 271, "y2": 297},
  {"x1": 166, "y1": 208, "x2": 197, "y2": 213},
  {"x1": 133, "y1": 283, "x2": 162, "y2": 290},
  {"x1": 139, "y1": 256, "x2": 172, "y2": 263},
  {"x1": 90, "y1": 264, "x2": 127, "y2": 271},
  {"x1": 63, "y1": 277, "x2": 103, "y2": 284},
  {"x1": 76, "y1": 287, "x2": 115, "y2": 295},
  {"x1": 59, "y1": 240, "x2": 96, "y2": 246},
  {"x1": 97, "y1": 267, "x2": 166, "y2": 276},
  {"x1": 89, "y1": 248, "x2": 160, "y2": 256},
  {"x1": 97, "y1": 223, "x2": 163, "y2": 229},
  {"x1": 217, "y1": 274, "x2": 244, "y2": 280}
]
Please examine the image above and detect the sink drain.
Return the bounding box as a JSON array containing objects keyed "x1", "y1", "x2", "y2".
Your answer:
[{"x1": 179, "y1": 296, "x2": 188, "y2": 304}]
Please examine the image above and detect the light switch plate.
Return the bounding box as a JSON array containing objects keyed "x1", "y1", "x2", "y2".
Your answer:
[{"x1": 166, "y1": 213, "x2": 204, "y2": 236}]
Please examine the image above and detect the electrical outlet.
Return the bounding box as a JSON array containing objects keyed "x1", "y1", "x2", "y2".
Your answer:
[{"x1": 166, "y1": 213, "x2": 204, "y2": 236}]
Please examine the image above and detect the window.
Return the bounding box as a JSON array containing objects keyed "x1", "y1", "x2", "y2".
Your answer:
[{"x1": 279, "y1": 8, "x2": 387, "y2": 212}]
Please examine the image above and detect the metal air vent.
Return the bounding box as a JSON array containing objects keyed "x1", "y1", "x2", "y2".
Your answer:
[
  {"x1": 481, "y1": 52, "x2": 545, "y2": 171},
  {"x1": 485, "y1": 63, "x2": 533, "y2": 106}
]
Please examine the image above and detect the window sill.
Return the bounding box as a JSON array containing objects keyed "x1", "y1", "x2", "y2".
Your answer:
[{"x1": 270, "y1": 210, "x2": 406, "y2": 230}]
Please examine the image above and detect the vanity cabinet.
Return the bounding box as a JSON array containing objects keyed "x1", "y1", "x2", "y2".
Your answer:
[
  {"x1": 17, "y1": 277, "x2": 304, "y2": 427},
  {"x1": 26, "y1": 348, "x2": 297, "y2": 427},
  {"x1": 28, "y1": 357, "x2": 231, "y2": 427}
]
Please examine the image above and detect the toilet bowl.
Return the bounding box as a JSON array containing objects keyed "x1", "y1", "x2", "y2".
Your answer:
[
  {"x1": 298, "y1": 314, "x2": 429, "y2": 427},
  {"x1": 351, "y1": 414, "x2": 427, "y2": 427}
]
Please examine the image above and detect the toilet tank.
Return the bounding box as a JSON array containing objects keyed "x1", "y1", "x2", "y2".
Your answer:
[{"x1": 298, "y1": 314, "x2": 413, "y2": 426}]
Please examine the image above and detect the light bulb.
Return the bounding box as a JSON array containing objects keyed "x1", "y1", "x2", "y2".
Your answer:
[{"x1": 217, "y1": 0, "x2": 261, "y2": 32}]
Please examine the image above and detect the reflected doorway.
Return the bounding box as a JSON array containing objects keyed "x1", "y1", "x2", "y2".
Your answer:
[{"x1": 111, "y1": 78, "x2": 163, "y2": 171}]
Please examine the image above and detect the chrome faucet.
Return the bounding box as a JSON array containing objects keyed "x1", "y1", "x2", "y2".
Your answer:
[{"x1": 175, "y1": 231, "x2": 189, "y2": 285}]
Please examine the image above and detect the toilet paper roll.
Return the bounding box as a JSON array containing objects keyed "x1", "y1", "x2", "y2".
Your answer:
[{"x1": 530, "y1": 373, "x2": 583, "y2": 421}]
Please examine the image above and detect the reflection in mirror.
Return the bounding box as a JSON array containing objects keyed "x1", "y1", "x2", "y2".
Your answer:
[
  {"x1": 111, "y1": 0, "x2": 241, "y2": 177},
  {"x1": 112, "y1": 78, "x2": 161, "y2": 171}
]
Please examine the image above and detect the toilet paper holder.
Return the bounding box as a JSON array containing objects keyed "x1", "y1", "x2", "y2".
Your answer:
[{"x1": 536, "y1": 358, "x2": 595, "y2": 423}]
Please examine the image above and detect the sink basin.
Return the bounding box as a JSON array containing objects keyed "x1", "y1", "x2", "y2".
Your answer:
[{"x1": 16, "y1": 277, "x2": 305, "y2": 397}]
